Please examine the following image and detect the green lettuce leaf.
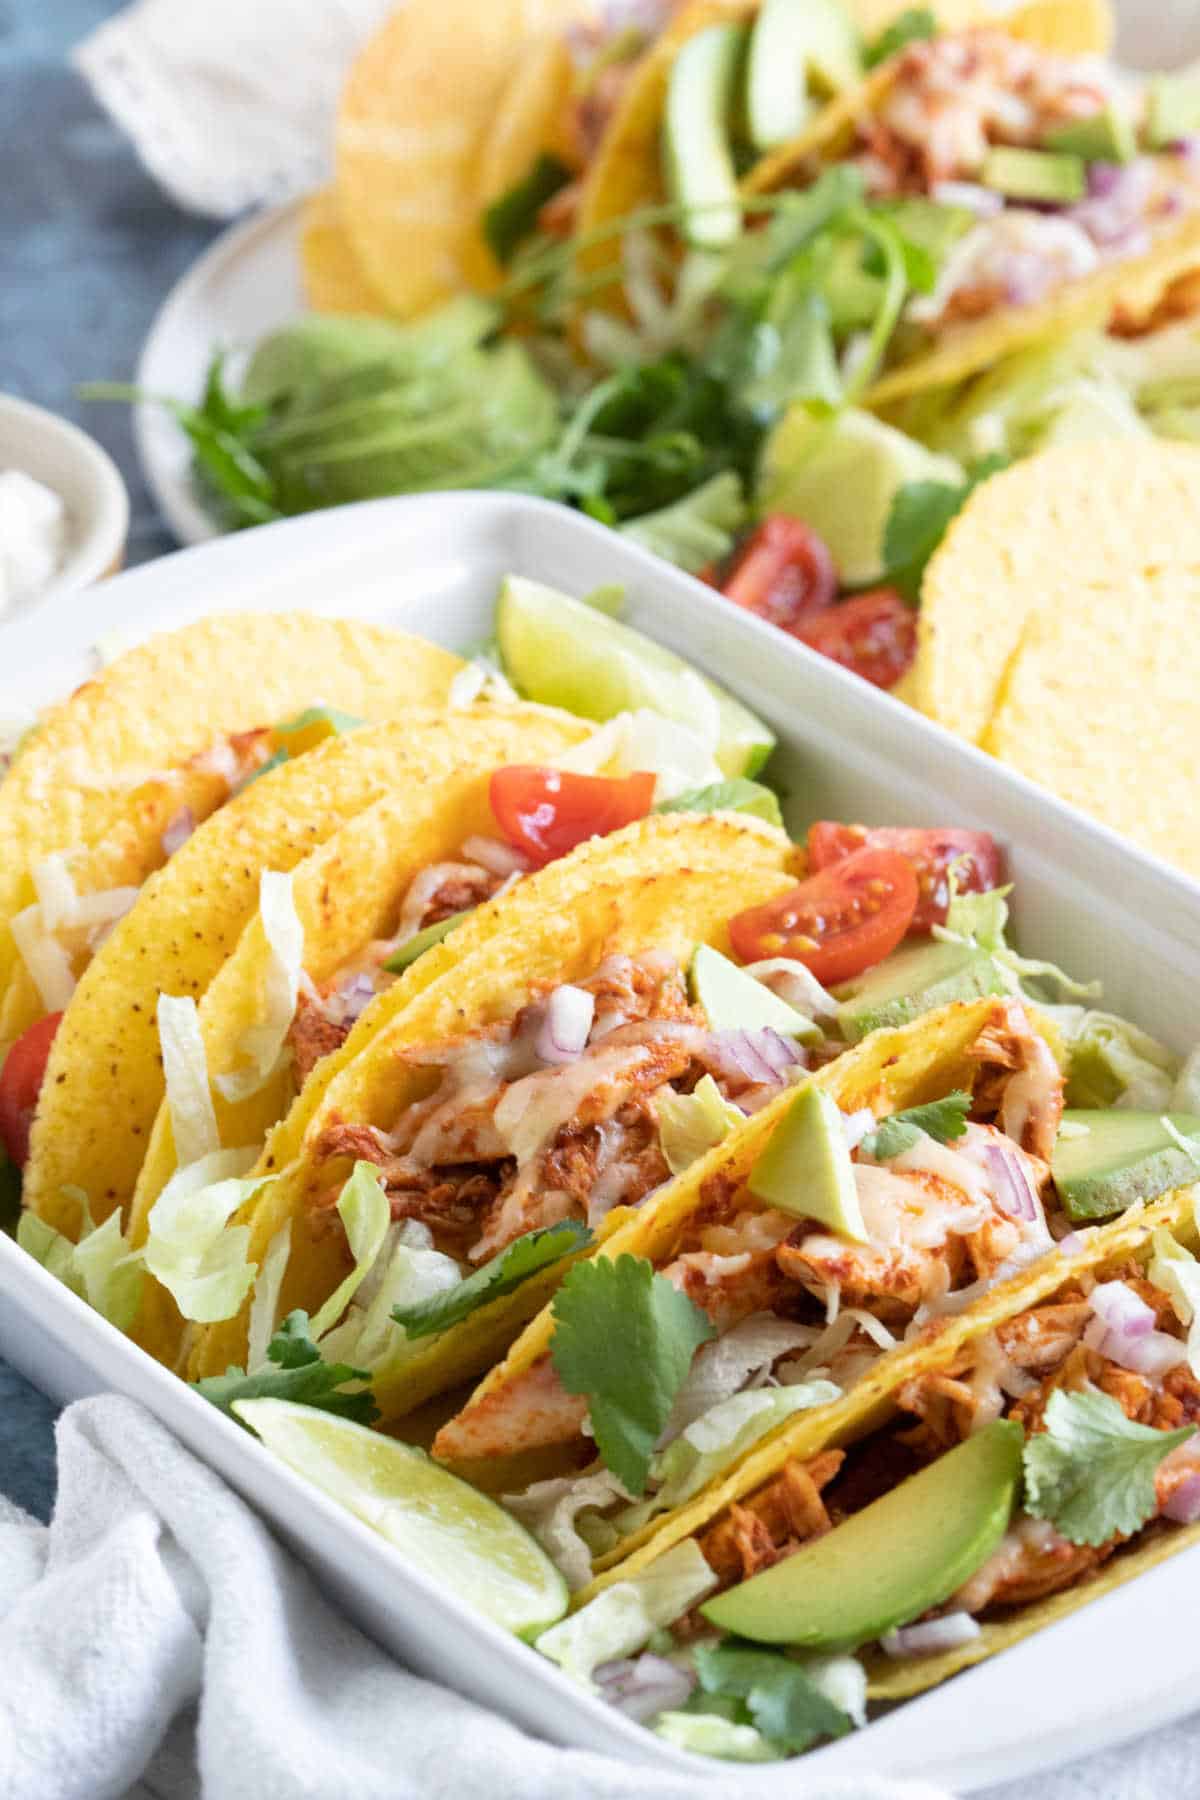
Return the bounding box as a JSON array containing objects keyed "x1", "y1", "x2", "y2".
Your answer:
[
  {"x1": 656, "y1": 778, "x2": 783, "y2": 829},
  {"x1": 657, "y1": 1075, "x2": 746, "y2": 1176}
]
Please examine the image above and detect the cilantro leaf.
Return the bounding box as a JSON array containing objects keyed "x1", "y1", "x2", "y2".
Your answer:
[
  {"x1": 882, "y1": 456, "x2": 1008, "y2": 601},
  {"x1": 483, "y1": 153, "x2": 573, "y2": 266},
  {"x1": 1023, "y1": 1389, "x2": 1195, "y2": 1547},
  {"x1": 864, "y1": 7, "x2": 937, "y2": 69},
  {"x1": 694, "y1": 1642, "x2": 852, "y2": 1752},
  {"x1": 549, "y1": 1255, "x2": 715, "y2": 1495},
  {"x1": 391, "y1": 1220, "x2": 593, "y2": 1339},
  {"x1": 656, "y1": 778, "x2": 783, "y2": 830},
  {"x1": 194, "y1": 1308, "x2": 379, "y2": 1426},
  {"x1": 863, "y1": 1090, "x2": 972, "y2": 1161}
]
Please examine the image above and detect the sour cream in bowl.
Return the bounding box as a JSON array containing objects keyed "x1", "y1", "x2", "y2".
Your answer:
[{"x1": 0, "y1": 395, "x2": 129, "y2": 623}]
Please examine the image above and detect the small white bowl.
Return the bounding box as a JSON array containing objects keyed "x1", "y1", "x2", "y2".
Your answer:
[{"x1": 0, "y1": 394, "x2": 130, "y2": 623}]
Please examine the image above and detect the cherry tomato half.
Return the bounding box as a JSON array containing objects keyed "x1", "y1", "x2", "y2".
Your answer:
[
  {"x1": 807, "y1": 824, "x2": 1004, "y2": 934},
  {"x1": 797, "y1": 589, "x2": 917, "y2": 690},
  {"x1": 717, "y1": 515, "x2": 838, "y2": 632},
  {"x1": 728, "y1": 847, "x2": 919, "y2": 986},
  {"x1": 0, "y1": 1011, "x2": 62, "y2": 1168},
  {"x1": 490, "y1": 766, "x2": 656, "y2": 868}
]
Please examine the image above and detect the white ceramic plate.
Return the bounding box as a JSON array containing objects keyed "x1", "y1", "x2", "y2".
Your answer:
[
  {"x1": 4, "y1": 491, "x2": 1200, "y2": 1789},
  {"x1": 136, "y1": 200, "x2": 305, "y2": 548}
]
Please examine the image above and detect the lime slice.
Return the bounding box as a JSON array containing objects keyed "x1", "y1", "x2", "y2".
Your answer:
[
  {"x1": 496, "y1": 576, "x2": 775, "y2": 779},
  {"x1": 757, "y1": 407, "x2": 963, "y2": 586},
  {"x1": 233, "y1": 1398, "x2": 568, "y2": 1636}
]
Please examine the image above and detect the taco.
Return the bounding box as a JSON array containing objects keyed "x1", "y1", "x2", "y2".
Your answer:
[
  {"x1": 0, "y1": 612, "x2": 460, "y2": 1060},
  {"x1": 18, "y1": 703, "x2": 593, "y2": 1239},
  {"x1": 170, "y1": 816, "x2": 807, "y2": 1397},
  {"x1": 522, "y1": 1182, "x2": 1200, "y2": 1762},
  {"x1": 573, "y1": 0, "x2": 1200, "y2": 407},
  {"x1": 432, "y1": 989, "x2": 1200, "y2": 1601}
]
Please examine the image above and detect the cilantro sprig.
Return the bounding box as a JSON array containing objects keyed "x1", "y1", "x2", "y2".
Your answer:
[
  {"x1": 391, "y1": 1219, "x2": 593, "y2": 1340},
  {"x1": 693, "y1": 1642, "x2": 852, "y2": 1753},
  {"x1": 881, "y1": 456, "x2": 1009, "y2": 601},
  {"x1": 549, "y1": 1255, "x2": 715, "y2": 1495},
  {"x1": 1023, "y1": 1389, "x2": 1195, "y2": 1547},
  {"x1": 193, "y1": 1310, "x2": 379, "y2": 1427},
  {"x1": 862, "y1": 1090, "x2": 972, "y2": 1161}
]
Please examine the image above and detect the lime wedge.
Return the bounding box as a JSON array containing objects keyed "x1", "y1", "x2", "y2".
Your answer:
[
  {"x1": 757, "y1": 407, "x2": 963, "y2": 586},
  {"x1": 496, "y1": 576, "x2": 775, "y2": 779},
  {"x1": 233, "y1": 1398, "x2": 568, "y2": 1635}
]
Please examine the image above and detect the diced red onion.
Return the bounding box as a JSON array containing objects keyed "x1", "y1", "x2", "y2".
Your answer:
[
  {"x1": 1090, "y1": 1280, "x2": 1155, "y2": 1342},
  {"x1": 1068, "y1": 158, "x2": 1155, "y2": 246},
  {"x1": 162, "y1": 806, "x2": 196, "y2": 858},
  {"x1": 1057, "y1": 1231, "x2": 1085, "y2": 1255},
  {"x1": 1164, "y1": 1469, "x2": 1200, "y2": 1524},
  {"x1": 708, "y1": 1028, "x2": 803, "y2": 1087},
  {"x1": 1172, "y1": 136, "x2": 1200, "y2": 170},
  {"x1": 460, "y1": 835, "x2": 531, "y2": 879},
  {"x1": 536, "y1": 984, "x2": 596, "y2": 1064},
  {"x1": 932, "y1": 180, "x2": 1004, "y2": 217},
  {"x1": 1086, "y1": 161, "x2": 1124, "y2": 199},
  {"x1": 328, "y1": 971, "x2": 379, "y2": 1026},
  {"x1": 881, "y1": 1612, "x2": 981, "y2": 1659},
  {"x1": 983, "y1": 1142, "x2": 1038, "y2": 1222},
  {"x1": 1114, "y1": 1330, "x2": 1188, "y2": 1380},
  {"x1": 594, "y1": 1654, "x2": 695, "y2": 1722}
]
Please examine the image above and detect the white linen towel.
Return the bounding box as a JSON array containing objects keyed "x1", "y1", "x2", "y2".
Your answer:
[
  {"x1": 0, "y1": 1393, "x2": 953, "y2": 1800},
  {"x1": 73, "y1": 0, "x2": 1200, "y2": 221}
]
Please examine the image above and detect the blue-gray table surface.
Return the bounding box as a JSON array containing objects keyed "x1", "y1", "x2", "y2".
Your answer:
[{"x1": 1, "y1": 0, "x2": 221, "y2": 1520}]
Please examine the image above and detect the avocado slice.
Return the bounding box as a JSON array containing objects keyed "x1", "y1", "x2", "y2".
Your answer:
[
  {"x1": 980, "y1": 147, "x2": 1087, "y2": 205},
  {"x1": 745, "y1": 0, "x2": 862, "y2": 152},
  {"x1": 747, "y1": 1082, "x2": 867, "y2": 1241},
  {"x1": 1044, "y1": 104, "x2": 1136, "y2": 166},
  {"x1": 690, "y1": 943, "x2": 822, "y2": 1043},
  {"x1": 1052, "y1": 1109, "x2": 1200, "y2": 1222},
  {"x1": 702, "y1": 1418, "x2": 1023, "y2": 1648},
  {"x1": 1146, "y1": 73, "x2": 1200, "y2": 151},
  {"x1": 663, "y1": 22, "x2": 746, "y2": 250},
  {"x1": 834, "y1": 938, "x2": 1009, "y2": 1044}
]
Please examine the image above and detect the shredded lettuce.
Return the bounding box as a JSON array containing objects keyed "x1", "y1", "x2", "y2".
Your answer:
[
  {"x1": 503, "y1": 1469, "x2": 631, "y2": 1593},
  {"x1": 18, "y1": 1199, "x2": 144, "y2": 1332},
  {"x1": 245, "y1": 1221, "x2": 293, "y2": 1373},
  {"x1": 655, "y1": 1711, "x2": 782, "y2": 1761},
  {"x1": 619, "y1": 471, "x2": 747, "y2": 575},
  {"x1": 308, "y1": 1161, "x2": 392, "y2": 1340},
  {"x1": 448, "y1": 659, "x2": 521, "y2": 708},
  {"x1": 557, "y1": 704, "x2": 725, "y2": 804},
  {"x1": 535, "y1": 1540, "x2": 716, "y2": 1686},
  {"x1": 215, "y1": 871, "x2": 305, "y2": 1102},
  {"x1": 1147, "y1": 1224, "x2": 1200, "y2": 1380},
  {"x1": 158, "y1": 993, "x2": 220, "y2": 1166},
  {"x1": 657, "y1": 1075, "x2": 745, "y2": 1176},
  {"x1": 142, "y1": 1148, "x2": 265, "y2": 1323},
  {"x1": 1057, "y1": 1011, "x2": 1180, "y2": 1111},
  {"x1": 801, "y1": 1653, "x2": 867, "y2": 1729},
  {"x1": 319, "y1": 1218, "x2": 462, "y2": 1370},
  {"x1": 637, "y1": 1381, "x2": 839, "y2": 1519},
  {"x1": 666, "y1": 1312, "x2": 823, "y2": 1439}
]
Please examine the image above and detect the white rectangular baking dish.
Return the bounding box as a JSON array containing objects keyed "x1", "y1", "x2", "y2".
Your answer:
[{"x1": 3, "y1": 491, "x2": 1200, "y2": 1791}]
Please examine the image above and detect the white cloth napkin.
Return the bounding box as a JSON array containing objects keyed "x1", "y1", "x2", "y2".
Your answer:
[
  {"x1": 0, "y1": 1393, "x2": 952, "y2": 1800},
  {"x1": 73, "y1": 0, "x2": 1200, "y2": 221}
]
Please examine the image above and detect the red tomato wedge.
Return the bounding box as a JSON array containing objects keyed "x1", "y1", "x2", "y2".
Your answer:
[
  {"x1": 807, "y1": 824, "x2": 1004, "y2": 933},
  {"x1": 490, "y1": 766, "x2": 656, "y2": 868},
  {"x1": 716, "y1": 515, "x2": 838, "y2": 632},
  {"x1": 797, "y1": 589, "x2": 916, "y2": 690},
  {"x1": 0, "y1": 1011, "x2": 62, "y2": 1168},
  {"x1": 728, "y1": 848, "x2": 918, "y2": 986}
]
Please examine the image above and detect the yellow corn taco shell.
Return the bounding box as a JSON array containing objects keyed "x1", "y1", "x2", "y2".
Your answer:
[
  {"x1": 912, "y1": 439, "x2": 1200, "y2": 879},
  {"x1": 440, "y1": 996, "x2": 1033, "y2": 1581},
  {"x1": 0, "y1": 614, "x2": 460, "y2": 1044},
  {"x1": 477, "y1": 32, "x2": 581, "y2": 211},
  {"x1": 24, "y1": 705, "x2": 566, "y2": 1237},
  {"x1": 578, "y1": 1180, "x2": 1198, "y2": 1606},
  {"x1": 299, "y1": 189, "x2": 391, "y2": 316},
  {"x1": 183, "y1": 818, "x2": 797, "y2": 1396},
  {"x1": 335, "y1": 0, "x2": 593, "y2": 318}
]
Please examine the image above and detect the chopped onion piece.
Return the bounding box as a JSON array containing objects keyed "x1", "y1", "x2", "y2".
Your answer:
[
  {"x1": 982, "y1": 1141, "x2": 1038, "y2": 1221},
  {"x1": 1090, "y1": 1279, "x2": 1155, "y2": 1341},
  {"x1": 535, "y1": 985, "x2": 596, "y2": 1064},
  {"x1": 162, "y1": 806, "x2": 196, "y2": 857},
  {"x1": 459, "y1": 834, "x2": 531, "y2": 878},
  {"x1": 1164, "y1": 1470, "x2": 1200, "y2": 1523},
  {"x1": 882, "y1": 1612, "x2": 981, "y2": 1658},
  {"x1": 595, "y1": 1654, "x2": 695, "y2": 1723},
  {"x1": 707, "y1": 1027, "x2": 803, "y2": 1086},
  {"x1": 932, "y1": 180, "x2": 1003, "y2": 216}
]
